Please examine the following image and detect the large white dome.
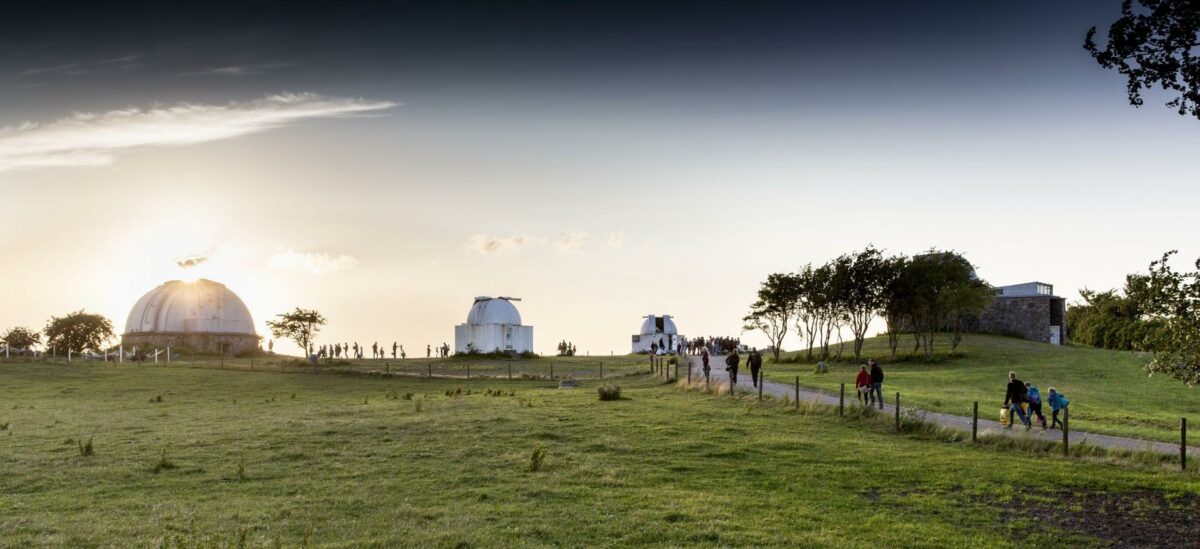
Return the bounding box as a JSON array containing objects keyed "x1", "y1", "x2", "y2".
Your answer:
[
  {"x1": 124, "y1": 279, "x2": 256, "y2": 335},
  {"x1": 466, "y1": 297, "x2": 522, "y2": 325}
]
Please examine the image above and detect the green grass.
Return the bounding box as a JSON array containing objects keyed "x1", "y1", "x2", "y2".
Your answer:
[
  {"x1": 1, "y1": 361, "x2": 1197, "y2": 547},
  {"x1": 762, "y1": 333, "x2": 1198, "y2": 443}
]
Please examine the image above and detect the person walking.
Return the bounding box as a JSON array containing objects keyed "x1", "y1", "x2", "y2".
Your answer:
[
  {"x1": 701, "y1": 347, "x2": 711, "y2": 377},
  {"x1": 1004, "y1": 371, "x2": 1032, "y2": 430},
  {"x1": 868, "y1": 359, "x2": 884, "y2": 410},
  {"x1": 725, "y1": 348, "x2": 740, "y2": 385},
  {"x1": 1047, "y1": 387, "x2": 1069, "y2": 429},
  {"x1": 427, "y1": 345, "x2": 431, "y2": 358},
  {"x1": 747, "y1": 348, "x2": 763, "y2": 388},
  {"x1": 1026, "y1": 382, "x2": 1047, "y2": 430},
  {"x1": 392, "y1": 341, "x2": 398, "y2": 359},
  {"x1": 855, "y1": 364, "x2": 872, "y2": 406}
]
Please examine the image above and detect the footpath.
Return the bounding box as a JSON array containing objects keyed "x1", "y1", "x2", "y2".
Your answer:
[{"x1": 687, "y1": 356, "x2": 1199, "y2": 458}]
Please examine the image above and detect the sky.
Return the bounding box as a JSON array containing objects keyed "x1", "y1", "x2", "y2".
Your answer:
[{"x1": 2, "y1": 1, "x2": 1199, "y2": 355}]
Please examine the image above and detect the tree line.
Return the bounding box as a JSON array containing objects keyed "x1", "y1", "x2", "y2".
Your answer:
[
  {"x1": 743, "y1": 247, "x2": 994, "y2": 363},
  {"x1": 1069, "y1": 251, "x2": 1200, "y2": 386}
]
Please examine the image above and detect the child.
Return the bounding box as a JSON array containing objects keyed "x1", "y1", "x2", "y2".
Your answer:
[
  {"x1": 1025, "y1": 383, "x2": 1047, "y2": 430},
  {"x1": 1047, "y1": 387, "x2": 1069, "y2": 429},
  {"x1": 855, "y1": 365, "x2": 872, "y2": 405}
]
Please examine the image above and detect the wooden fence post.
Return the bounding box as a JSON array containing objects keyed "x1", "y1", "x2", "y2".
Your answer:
[
  {"x1": 550, "y1": 363, "x2": 554, "y2": 380},
  {"x1": 508, "y1": 363, "x2": 512, "y2": 380},
  {"x1": 428, "y1": 363, "x2": 432, "y2": 379},
  {"x1": 894, "y1": 392, "x2": 900, "y2": 432},
  {"x1": 1182, "y1": 417, "x2": 1188, "y2": 472},
  {"x1": 758, "y1": 378, "x2": 763, "y2": 401},
  {"x1": 1063, "y1": 408, "x2": 1070, "y2": 456},
  {"x1": 386, "y1": 362, "x2": 390, "y2": 374},
  {"x1": 839, "y1": 384, "x2": 845, "y2": 417},
  {"x1": 687, "y1": 364, "x2": 692, "y2": 383},
  {"x1": 795, "y1": 377, "x2": 800, "y2": 410},
  {"x1": 972, "y1": 401, "x2": 978, "y2": 443},
  {"x1": 467, "y1": 364, "x2": 470, "y2": 380}
]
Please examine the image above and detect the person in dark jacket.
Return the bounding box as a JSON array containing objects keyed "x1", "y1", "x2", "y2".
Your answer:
[
  {"x1": 868, "y1": 359, "x2": 884, "y2": 410},
  {"x1": 725, "y1": 349, "x2": 740, "y2": 384},
  {"x1": 747, "y1": 348, "x2": 763, "y2": 388},
  {"x1": 1004, "y1": 371, "x2": 1032, "y2": 429}
]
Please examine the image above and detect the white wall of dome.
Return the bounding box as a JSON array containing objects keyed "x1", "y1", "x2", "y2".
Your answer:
[
  {"x1": 632, "y1": 314, "x2": 683, "y2": 354},
  {"x1": 124, "y1": 279, "x2": 256, "y2": 335},
  {"x1": 455, "y1": 296, "x2": 533, "y2": 353}
]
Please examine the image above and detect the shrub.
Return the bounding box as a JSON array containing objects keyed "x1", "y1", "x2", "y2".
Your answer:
[
  {"x1": 153, "y1": 447, "x2": 176, "y2": 473},
  {"x1": 597, "y1": 384, "x2": 622, "y2": 401},
  {"x1": 78, "y1": 436, "x2": 94, "y2": 457},
  {"x1": 0, "y1": 421, "x2": 9, "y2": 431},
  {"x1": 529, "y1": 443, "x2": 547, "y2": 472}
]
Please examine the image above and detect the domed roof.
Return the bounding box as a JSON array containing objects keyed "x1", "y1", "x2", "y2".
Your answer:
[
  {"x1": 466, "y1": 297, "x2": 522, "y2": 325},
  {"x1": 124, "y1": 279, "x2": 256, "y2": 335},
  {"x1": 639, "y1": 315, "x2": 677, "y2": 335}
]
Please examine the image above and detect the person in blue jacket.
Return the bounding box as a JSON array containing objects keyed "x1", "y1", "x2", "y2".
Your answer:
[
  {"x1": 1047, "y1": 387, "x2": 1069, "y2": 430},
  {"x1": 1025, "y1": 382, "x2": 1047, "y2": 430}
]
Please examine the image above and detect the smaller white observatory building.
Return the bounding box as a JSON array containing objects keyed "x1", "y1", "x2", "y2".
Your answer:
[
  {"x1": 632, "y1": 315, "x2": 683, "y2": 354},
  {"x1": 455, "y1": 297, "x2": 534, "y2": 354}
]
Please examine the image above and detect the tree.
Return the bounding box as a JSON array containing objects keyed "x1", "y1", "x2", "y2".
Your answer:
[
  {"x1": 1085, "y1": 1, "x2": 1200, "y2": 120},
  {"x1": 944, "y1": 274, "x2": 994, "y2": 352},
  {"x1": 879, "y1": 254, "x2": 911, "y2": 359},
  {"x1": 1068, "y1": 284, "x2": 1163, "y2": 350},
  {"x1": 841, "y1": 246, "x2": 889, "y2": 360},
  {"x1": 793, "y1": 264, "x2": 822, "y2": 361},
  {"x1": 43, "y1": 311, "x2": 114, "y2": 354},
  {"x1": 1, "y1": 326, "x2": 42, "y2": 350},
  {"x1": 267, "y1": 308, "x2": 327, "y2": 360},
  {"x1": 1140, "y1": 251, "x2": 1200, "y2": 385},
  {"x1": 743, "y1": 273, "x2": 799, "y2": 362},
  {"x1": 905, "y1": 251, "x2": 981, "y2": 361}
]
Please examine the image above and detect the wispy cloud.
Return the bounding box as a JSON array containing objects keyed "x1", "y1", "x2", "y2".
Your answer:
[
  {"x1": 607, "y1": 232, "x2": 625, "y2": 248},
  {"x1": 175, "y1": 255, "x2": 209, "y2": 269},
  {"x1": 0, "y1": 93, "x2": 396, "y2": 173},
  {"x1": 21, "y1": 63, "x2": 81, "y2": 76},
  {"x1": 469, "y1": 234, "x2": 546, "y2": 255},
  {"x1": 556, "y1": 231, "x2": 588, "y2": 252},
  {"x1": 268, "y1": 248, "x2": 359, "y2": 275},
  {"x1": 180, "y1": 62, "x2": 296, "y2": 77}
]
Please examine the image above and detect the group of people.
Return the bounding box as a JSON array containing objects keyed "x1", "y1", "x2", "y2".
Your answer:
[
  {"x1": 689, "y1": 336, "x2": 742, "y2": 356},
  {"x1": 1004, "y1": 371, "x2": 1070, "y2": 430},
  {"x1": 556, "y1": 340, "x2": 578, "y2": 356},
  {"x1": 308, "y1": 341, "x2": 456, "y2": 360},
  {"x1": 853, "y1": 359, "x2": 886, "y2": 410},
  {"x1": 315, "y1": 341, "x2": 406, "y2": 360},
  {"x1": 699, "y1": 346, "x2": 765, "y2": 388}
]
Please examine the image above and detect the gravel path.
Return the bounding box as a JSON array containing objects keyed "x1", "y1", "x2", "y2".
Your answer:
[{"x1": 686, "y1": 356, "x2": 1198, "y2": 458}]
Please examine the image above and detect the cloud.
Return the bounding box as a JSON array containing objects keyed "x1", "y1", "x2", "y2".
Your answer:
[
  {"x1": 0, "y1": 93, "x2": 396, "y2": 173},
  {"x1": 180, "y1": 62, "x2": 296, "y2": 77},
  {"x1": 268, "y1": 248, "x2": 359, "y2": 275},
  {"x1": 175, "y1": 255, "x2": 209, "y2": 269},
  {"x1": 607, "y1": 232, "x2": 625, "y2": 248},
  {"x1": 469, "y1": 234, "x2": 545, "y2": 255},
  {"x1": 556, "y1": 231, "x2": 588, "y2": 252}
]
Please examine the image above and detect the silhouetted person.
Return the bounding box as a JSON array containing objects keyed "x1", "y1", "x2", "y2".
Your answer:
[
  {"x1": 392, "y1": 341, "x2": 398, "y2": 359},
  {"x1": 427, "y1": 344, "x2": 431, "y2": 358},
  {"x1": 747, "y1": 348, "x2": 763, "y2": 388},
  {"x1": 869, "y1": 359, "x2": 884, "y2": 410},
  {"x1": 725, "y1": 349, "x2": 740, "y2": 385}
]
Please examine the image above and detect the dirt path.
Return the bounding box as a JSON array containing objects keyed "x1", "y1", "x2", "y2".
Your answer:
[{"x1": 687, "y1": 356, "x2": 1199, "y2": 458}]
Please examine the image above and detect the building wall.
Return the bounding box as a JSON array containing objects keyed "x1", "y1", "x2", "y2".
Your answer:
[
  {"x1": 455, "y1": 324, "x2": 533, "y2": 353},
  {"x1": 975, "y1": 296, "x2": 1067, "y2": 345},
  {"x1": 121, "y1": 332, "x2": 260, "y2": 355}
]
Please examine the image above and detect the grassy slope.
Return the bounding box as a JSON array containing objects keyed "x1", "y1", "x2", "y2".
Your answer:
[
  {"x1": 762, "y1": 334, "x2": 1199, "y2": 443},
  {"x1": 0, "y1": 362, "x2": 1196, "y2": 547}
]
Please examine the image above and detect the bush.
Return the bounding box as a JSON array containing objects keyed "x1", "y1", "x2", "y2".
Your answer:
[
  {"x1": 597, "y1": 384, "x2": 622, "y2": 401},
  {"x1": 529, "y1": 443, "x2": 547, "y2": 472},
  {"x1": 77, "y1": 436, "x2": 94, "y2": 457}
]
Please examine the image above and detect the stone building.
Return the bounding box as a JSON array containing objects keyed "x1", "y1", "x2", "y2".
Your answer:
[
  {"x1": 454, "y1": 297, "x2": 534, "y2": 354},
  {"x1": 974, "y1": 282, "x2": 1068, "y2": 345},
  {"x1": 122, "y1": 278, "x2": 260, "y2": 355}
]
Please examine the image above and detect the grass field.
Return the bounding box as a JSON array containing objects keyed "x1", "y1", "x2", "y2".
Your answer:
[
  {"x1": 2, "y1": 360, "x2": 1198, "y2": 547},
  {"x1": 761, "y1": 334, "x2": 1199, "y2": 444}
]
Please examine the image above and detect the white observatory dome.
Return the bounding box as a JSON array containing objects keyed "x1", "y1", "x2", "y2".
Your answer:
[
  {"x1": 466, "y1": 297, "x2": 522, "y2": 325},
  {"x1": 124, "y1": 279, "x2": 256, "y2": 335},
  {"x1": 640, "y1": 315, "x2": 677, "y2": 335}
]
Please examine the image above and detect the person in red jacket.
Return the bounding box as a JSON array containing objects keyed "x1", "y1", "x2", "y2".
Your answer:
[{"x1": 855, "y1": 364, "x2": 873, "y2": 406}]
